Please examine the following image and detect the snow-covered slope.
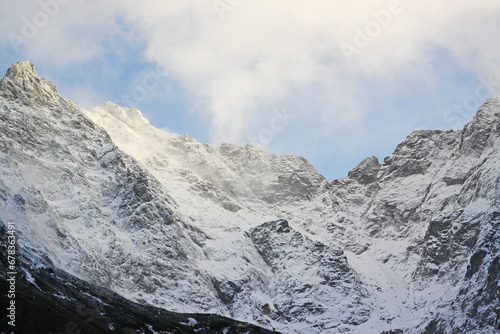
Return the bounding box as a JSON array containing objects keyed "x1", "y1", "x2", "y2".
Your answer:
[
  {"x1": 0, "y1": 61, "x2": 228, "y2": 315},
  {"x1": 0, "y1": 221, "x2": 276, "y2": 334},
  {"x1": 1, "y1": 61, "x2": 499, "y2": 333}
]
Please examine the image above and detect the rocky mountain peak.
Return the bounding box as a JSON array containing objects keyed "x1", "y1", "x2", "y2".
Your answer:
[
  {"x1": 458, "y1": 97, "x2": 500, "y2": 157},
  {"x1": 463, "y1": 97, "x2": 500, "y2": 134},
  {"x1": 0, "y1": 61, "x2": 64, "y2": 107},
  {"x1": 473, "y1": 96, "x2": 500, "y2": 121},
  {"x1": 6, "y1": 60, "x2": 38, "y2": 77},
  {"x1": 347, "y1": 155, "x2": 380, "y2": 184}
]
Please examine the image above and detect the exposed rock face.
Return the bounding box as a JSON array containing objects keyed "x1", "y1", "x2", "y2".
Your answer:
[
  {"x1": 348, "y1": 156, "x2": 380, "y2": 184},
  {"x1": 0, "y1": 61, "x2": 499, "y2": 333},
  {"x1": 250, "y1": 220, "x2": 370, "y2": 332},
  {"x1": 423, "y1": 212, "x2": 500, "y2": 334}
]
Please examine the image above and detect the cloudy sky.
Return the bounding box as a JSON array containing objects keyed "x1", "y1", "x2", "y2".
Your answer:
[{"x1": 1, "y1": 0, "x2": 499, "y2": 180}]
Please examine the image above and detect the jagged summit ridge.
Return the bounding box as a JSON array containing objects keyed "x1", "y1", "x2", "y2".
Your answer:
[
  {"x1": 6, "y1": 60, "x2": 38, "y2": 77},
  {"x1": 0, "y1": 60, "x2": 66, "y2": 107}
]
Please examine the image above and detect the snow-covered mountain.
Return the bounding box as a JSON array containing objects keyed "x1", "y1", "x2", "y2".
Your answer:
[{"x1": 0, "y1": 61, "x2": 498, "y2": 333}]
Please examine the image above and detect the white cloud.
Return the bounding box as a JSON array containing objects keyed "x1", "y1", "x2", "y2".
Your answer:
[
  {"x1": 113, "y1": 0, "x2": 500, "y2": 144},
  {"x1": 1, "y1": 0, "x2": 500, "y2": 176}
]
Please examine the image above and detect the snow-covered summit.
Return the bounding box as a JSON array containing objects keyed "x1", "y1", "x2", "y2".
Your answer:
[
  {"x1": 84, "y1": 101, "x2": 329, "y2": 222},
  {"x1": 0, "y1": 61, "x2": 67, "y2": 107},
  {"x1": 101, "y1": 101, "x2": 152, "y2": 129},
  {"x1": 6, "y1": 60, "x2": 38, "y2": 77}
]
